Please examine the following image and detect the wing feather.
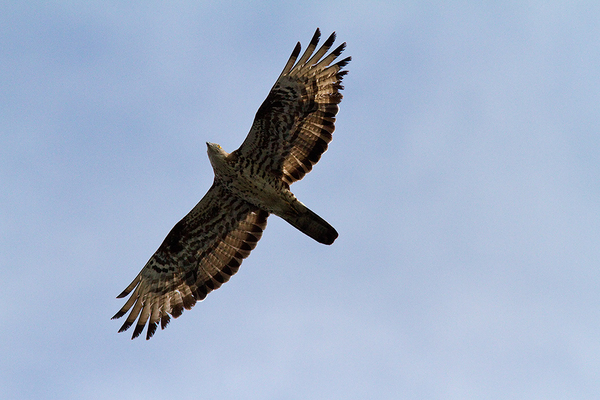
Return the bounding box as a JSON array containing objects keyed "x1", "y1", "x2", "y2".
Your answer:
[
  {"x1": 113, "y1": 182, "x2": 268, "y2": 339},
  {"x1": 277, "y1": 42, "x2": 301, "y2": 80},
  {"x1": 298, "y1": 31, "x2": 337, "y2": 73},
  {"x1": 290, "y1": 29, "x2": 321, "y2": 72},
  {"x1": 237, "y1": 28, "x2": 351, "y2": 185}
]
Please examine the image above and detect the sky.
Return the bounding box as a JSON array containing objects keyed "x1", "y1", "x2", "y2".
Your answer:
[{"x1": 2, "y1": 1, "x2": 600, "y2": 399}]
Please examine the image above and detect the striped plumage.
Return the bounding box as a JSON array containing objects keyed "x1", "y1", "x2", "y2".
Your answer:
[
  {"x1": 113, "y1": 28, "x2": 350, "y2": 340},
  {"x1": 238, "y1": 29, "x2": 349, "y2": 185}
]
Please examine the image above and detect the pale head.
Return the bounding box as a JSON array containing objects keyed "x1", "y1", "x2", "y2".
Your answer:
[{"x1": 206, "y1": 142, "x2": 229, "y2": 170}]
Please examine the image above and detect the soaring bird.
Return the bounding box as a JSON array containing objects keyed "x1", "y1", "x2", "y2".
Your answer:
[{"x1": 113, "y1": 28, "x2": 350, "y2": 339}]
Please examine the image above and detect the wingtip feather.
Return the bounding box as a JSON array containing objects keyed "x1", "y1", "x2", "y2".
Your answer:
[
  {"x1": 111, "y1": 310, "x2": 126, "y2": 320},
  {"x1": 131, "y1": 323, "x2": 145, "y2": 339},
  {"x1": 331, "y1": 42, "x2": 346, "y2": 58},
  {"x1": 337, "y1": 56, "x2": 351, "y2": 69},
  {"x1": 310, "y1": 28, "x2": 321, "y2": 46},
  {"x1": 323, "y1": 31, "x2": 336, "y2": 48},
  {"x1": 118, "y1": 320, "x2": 133, "y2": 334}
]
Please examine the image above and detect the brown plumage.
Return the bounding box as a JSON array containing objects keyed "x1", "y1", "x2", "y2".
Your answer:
[{"x1": 113, "y1": 28, "x2": 350, "y2": 339}]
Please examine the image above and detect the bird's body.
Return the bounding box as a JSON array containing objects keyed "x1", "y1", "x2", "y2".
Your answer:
[
  {"x1": 206, "y1": 143, "x2": 292, "y2": 219},
  {"x1": 206, "y1": 142, "x2": 337, "y2": 244},
  {"x1": 113, "y1": 29, "x2": 350, "y2": 339}
]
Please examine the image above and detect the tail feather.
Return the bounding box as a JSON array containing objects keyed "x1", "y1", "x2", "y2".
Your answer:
[{"x1": 282, "y1": 203, "x2": 338, "y2": 245}]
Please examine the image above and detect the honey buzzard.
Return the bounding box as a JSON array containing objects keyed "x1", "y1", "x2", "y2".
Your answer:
[{"x1": 113, "y1": 28, "x2": 350, "y2": 339}]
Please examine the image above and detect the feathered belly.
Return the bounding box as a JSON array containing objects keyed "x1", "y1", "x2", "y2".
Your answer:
[{"x1": 218, "y1": 171, "x2": 295, "y2": 216}]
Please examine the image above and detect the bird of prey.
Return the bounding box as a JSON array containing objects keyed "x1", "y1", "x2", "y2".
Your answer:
[{"x1": 112, "y1": 28, "x2": 350, "y2": 340}]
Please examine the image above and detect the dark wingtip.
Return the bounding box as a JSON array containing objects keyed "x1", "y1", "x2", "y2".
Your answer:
[
  {"x1": 336, "y1": 56, "x2": 351, "y2": 70},
  {"x1": 160, "y1": 314, "x2": 170, "y2": 330},
  {"x1": 146, "y1": 322, "x2": 158, "y2": 340},
  {"x1": 331, "y1": 42, "x2": 346, "y2": 58},
  {"x1": 131, "y1": 323, "x2": 145, "y2": 340},
  {"x1": 118, "y1": 320, "x2": 133, "y2": 334},
  {"x1": 291, "y1": 42, "x2": 301, "y2": 58},
  {"x1": 323, "y1": 31, "x2": 337, "y2": 48},
  {"x1": 311, "y1": 28, "x2": 321, "y2": 46},
  {"x1": 111, "y1": 310, "x2": 126, "y2": 320},
  {"x1": 171, "y1": 304, "x2": 184, "y2": 318}
]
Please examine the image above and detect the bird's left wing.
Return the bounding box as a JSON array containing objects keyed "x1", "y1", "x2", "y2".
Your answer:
[
  {"x1": 112, "y1": 182, "x2": 268, "y2": 340},
  {"x1": 236, "y1": 28, "x2": 350, "y2": 185}
]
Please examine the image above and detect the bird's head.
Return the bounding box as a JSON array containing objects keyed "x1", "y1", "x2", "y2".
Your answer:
[{"x1": 206, "y1": 142, "x2": 229, "y2": 170}]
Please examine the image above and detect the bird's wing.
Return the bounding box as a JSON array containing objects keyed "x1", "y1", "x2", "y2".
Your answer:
[
  {"x1": 236, "y1": 28, "x2": 350, "y2": 185},
  {"x1": 112, "y1": 182, "x2": 268, "y2": 340}
]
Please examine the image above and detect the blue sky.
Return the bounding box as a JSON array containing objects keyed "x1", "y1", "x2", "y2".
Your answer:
[{"x1": 2, "y1": 2, "x2": 600, "y2": 399}]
